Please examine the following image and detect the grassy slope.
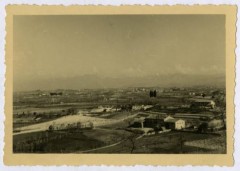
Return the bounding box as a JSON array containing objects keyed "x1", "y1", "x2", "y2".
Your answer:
[
  {"x1": 13, "y1": 129, "x2": 131, "y2": 153},
  {"x1": 90, "y1": 131, "x2": 226, "y2": 154}
]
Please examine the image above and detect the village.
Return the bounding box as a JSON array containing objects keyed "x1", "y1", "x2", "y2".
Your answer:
[{"x1": 13, "y1": 86, "x2": 226, "y2": 153}]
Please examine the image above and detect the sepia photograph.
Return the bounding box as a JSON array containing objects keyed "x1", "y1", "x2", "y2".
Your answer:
[
  {"x1": 12, "y1": 14, "x2": 227, "y2": 154},
  {"x1": 4, "y1": 5, "x2": 236, "y2": 166}
]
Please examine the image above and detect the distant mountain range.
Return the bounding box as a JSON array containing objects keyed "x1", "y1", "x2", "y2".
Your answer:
[{"x1": 14, "y1": 74, "x2": 225, "y2": 91}]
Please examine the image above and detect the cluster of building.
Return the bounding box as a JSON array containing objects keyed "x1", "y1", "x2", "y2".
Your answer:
[
  {"x1": 90, "y1": 105, "x2": 154, "y2": 114},
  {"x1": 132, "y1": 105, "x2": 153, "y2": 111},
  {"x1": 190, "y1": 99, "x2": 216, "y2": 109},
  {"x1": 129, "y1": 111, "x2": 224, "y2": 135},
  {"x1": 90, "y1": 106, "x2": 121, "y2": 113},
  {"x1": 130, "y1": 114, "x2": 185, "y2": 135},
  {"x1": 144, "y1": 115, "x2": 185, "y2": 130},
  {"x1": 48, "y1": 121, "x2": 93, "y2": 131}
]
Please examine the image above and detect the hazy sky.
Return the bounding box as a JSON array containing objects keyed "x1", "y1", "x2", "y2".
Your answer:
[{"x1": 13, "y1": 15, "x2": 225, "y2": 91}]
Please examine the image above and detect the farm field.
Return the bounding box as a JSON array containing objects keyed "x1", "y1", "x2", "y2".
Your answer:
[
  {"x1": 89, "y1": 131, "x2": 225, "y2": 154},
  {"x1": 13, "y1": 128, "x2": 132, "y2": 153}
]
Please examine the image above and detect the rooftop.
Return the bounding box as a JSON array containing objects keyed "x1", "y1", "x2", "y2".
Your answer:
[
  {"x1": 164, "y1": 118, "x2": 184, "y2": 123},
  {"x1": 146, "y1": 114, "x2": 164, "y2": 119},
  {"x1": 192, "y1": 99, "x2": 214, "y2": 103}
]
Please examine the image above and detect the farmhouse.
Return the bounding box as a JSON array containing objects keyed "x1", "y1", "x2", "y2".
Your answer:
[
  {"x1": 164, "y1": 118, "x2": 185, "y2": 130},
  {"x1": 144, "y1": 115, "x2": 165, "y2": 128}
]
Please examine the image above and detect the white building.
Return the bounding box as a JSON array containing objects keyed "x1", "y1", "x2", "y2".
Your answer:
[
  {"x1": 164, "y1": 118, "x2": 185, "y2": 130},
  {"x1": 191, "y1": 99, "x2": 216, "y2": 109}
]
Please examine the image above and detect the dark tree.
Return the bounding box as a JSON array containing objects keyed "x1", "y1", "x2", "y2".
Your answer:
[
  {"x1": 150, "y1": 90, "x2": 157, "y2": 97},
  {"x1": 153, "y1": 90, "x2": 157, "y2": 97},
  {"x1": 149, "y1": 90, "x2": 153, "y2": 97},
  {"x1": 121, "y1": 132, "x2": 139, "y2": 153},
  {"x1": 198, "y1": 122, "x2": 208, "y2": 133}
]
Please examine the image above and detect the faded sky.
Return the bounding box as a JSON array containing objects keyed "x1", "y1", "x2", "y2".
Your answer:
[{"x1": 13, "y1": 15, "x2": 225, "y2": 90}]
